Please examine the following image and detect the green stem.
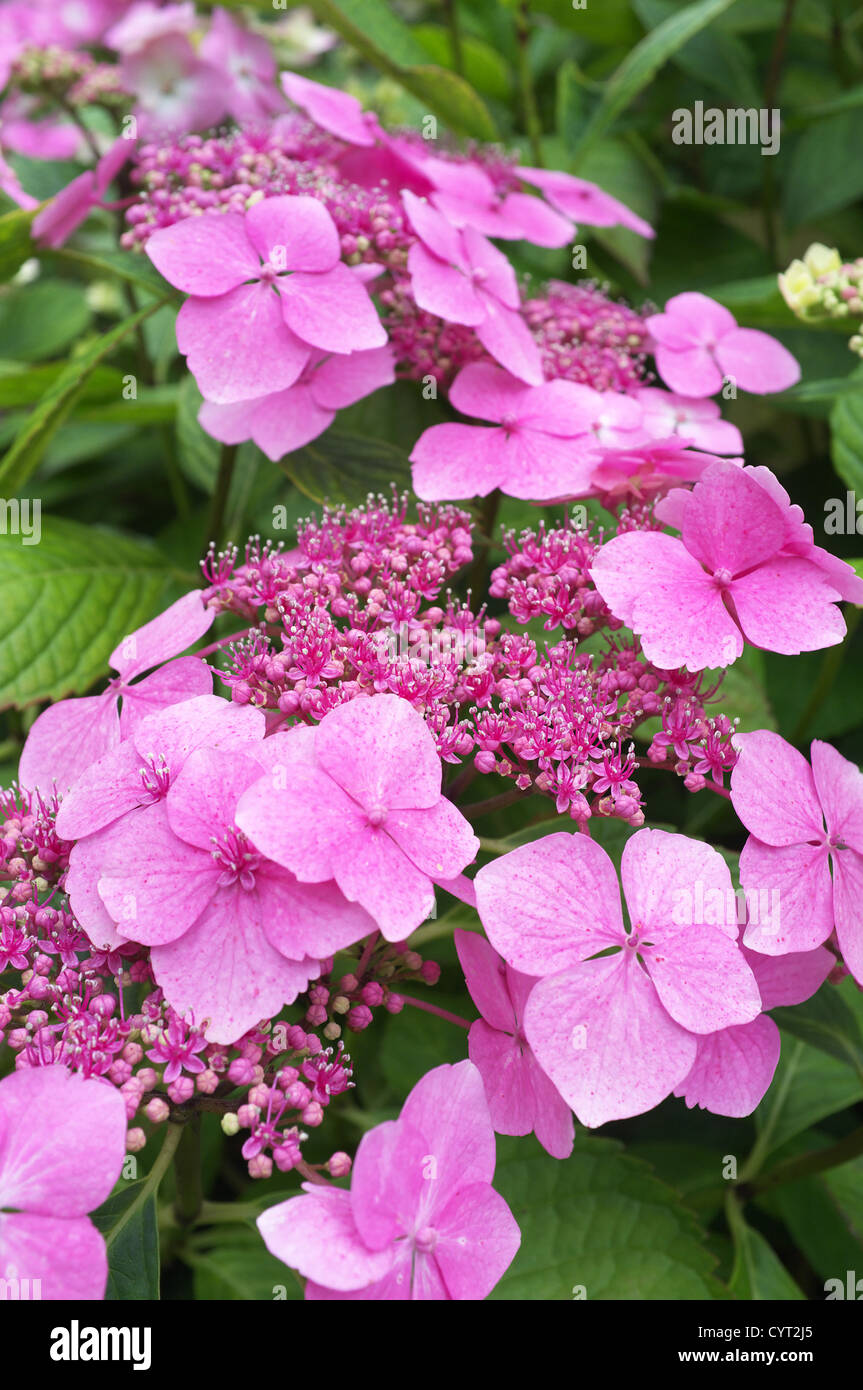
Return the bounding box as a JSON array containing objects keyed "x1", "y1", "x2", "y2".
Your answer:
[
  {"x1": 744, "y1": 1123, "x2": 863, "y2": 1197},
  {"x1": 792, "y1": 606, "x2": 861, "y2": 743},
  {"x1": 173, "y1": 1115, "x2": 203, "y2": 1228},
  {"x1": 444, "y1": 0, "x2": 464, "y2": 76},
  {"x1": 208, "y1": 443, "x2": 238, "y2": 549},
  {"x1": 515, "y1": 2, "x2": 543, "y2": 166},
  {"x1": 739, "y1": 1040, "x2": 803, "y2": 1182},
  {"x1": 106, "y1": 1122, "x2": 183, "y2": 1256}
]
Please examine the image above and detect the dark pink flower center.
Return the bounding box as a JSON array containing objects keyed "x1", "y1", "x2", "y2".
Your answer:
[{"x1": 211, "y1": 826, "x2": 260, "y2": 889}]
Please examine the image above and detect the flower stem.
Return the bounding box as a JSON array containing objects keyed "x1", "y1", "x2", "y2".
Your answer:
[
  {"x1": 208, "y1": 443, "x2": 238, "y2": 550},
  {"x1": 515, "y1": 2, "x2": 543, "y2": 166},
  {"x1": 400, "y1": 994, "x2": 471, "y2": 1029},
  {"x1": 173, "y1": 1115, "x2": 203, "y2": 1227},
  {"x1": 744, "y1": 1123, "x2": 863, "y2": 1198}
]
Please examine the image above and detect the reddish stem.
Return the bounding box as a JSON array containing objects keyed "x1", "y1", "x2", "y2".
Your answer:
[{"x1": 400, "y1": 995, "x2": 471, "y2": 1029}]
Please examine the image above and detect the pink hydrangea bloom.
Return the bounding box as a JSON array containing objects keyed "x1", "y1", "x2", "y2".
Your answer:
[
  {"x1": 636, "y1": 386, "x2": 744, "y2": 454},
  {"x1": 18, "y1": 590, "x2": 214, "y2": 794},
  {"x1": 475, "y1": 828, "x2": 761, "y2": 1127},
  {"x1": 33, "y1": 138, "x2": 132, "y2": 250},
  {"x1": 420, "y1": 156, "x2": 574, "y2": 247},
  {"x1": 105, "y1": 1, "x2": 196, "y2": 52},
  {"x1": 731, "y1": 731, "x2": 863, "y2": 981},
  {"x1": 455, "y1": 929, "x2": 573, "y2": 1158},
  {"x1": 591, "y1": 459, "x2": 853, "y2": 671},
  {"x1": 675, "y1": 938, "x2": 832, "y2": 1117},
  {"x1": 146, "y1": 196, "x2": 386, "y2": 403},
  {"x1": 516, "y1": 165, "x2": 655, "y2": 238},
  {"x1": 402, "y1": 190, "x2": 543, "y2": 385},
  {"x1": 121, "y1": 33, "x2": 226, "y2": 137},
  {"x1": 199, "y1": 7, "x2": 284, "y2": 123},
  {"x1": 0, "y1": 1066, "x2": 127, "y2": 1300},
  {"x1": 281, "y1": 70, "x2": 381, "y2": 147},
  {"x1": 68, "y1": 742, "x2": 375, "y2": 1042},
  {"x1": 645, "y1": 291, "x2": 800, "y2": 397},
  {"x1": 199, "y1": 345, "x2": 395, "y2": 459},
  {"x1": 586, "y1": 437, "x2": 730, "y2": 505},
  {"x1": 257, "y1": 1060, "x2": 520, "y2": 1299},
  {"x1": 410, "y1": 362, "x2": 601, "y2": 501},
  {"x1": 235, "y1": 694, "x2": 479, "y2": 938}
]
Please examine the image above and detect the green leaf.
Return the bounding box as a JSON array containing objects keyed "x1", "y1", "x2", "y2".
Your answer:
[
  {"x1": 572, "y1": 0, "x2": 743, "y2": 160},
  {"x1": 770, "y1": 1173, "x2": 863, "y2": 1284},
  {"x1": 772, "y1": 986, "x2": 863, "y2": 1081},
  {"x1": 0, "y1": 280, "x2": 91, "y2": 362},
  {"x1": 0, "y1": 360, "x2": 123, "y2": 408},
  {"x1": 825, "y1": 1153, "x2": 863, "y2": 1243},
  {"x1": 726, "y1": 1196, "x2": 806, "y2": 1299},
  {"x1": 280, "y1": 430, "x2": 412, "y2": 506},
  {"x1": 188, "y1": 1226, "x2": 303, "y2": 1301},
  {"x1": 0, "y1": 296, "x2": 168, "y2": 495},
  {"x1": 45, "y1": 245, "x2": 179, "y2": 298},
  {"x1": 378, "y1": 988, "x2": 468, "y2": 1095},
  {"x1": 633, "y1": 0, "x2": 761, "y2": 106},
  {"x1": 754, "y1": 1037, "x2": 863, "y2": 1158},
  {"x1": 831, "y1": 387, "x2": 863, "y2": 495},
  {"x1": 303, "y1": 0, "x2": 497, "y2": 139},
  {"x1": 783, "y1": 111, "x2": 863, "y2": 228},
  {"x1": 0, "y1": 516, "x2": 189, "y2": 707},
  {"x1": 490, "y1": 1135, "x2": 724, "y2": 1300},
  {"x1": 0, "y1": 205, "x2": 36, "y2": 283},
  {"x1": 91, "y1": 1181, "x2": 160, "y2": 1301},
  {"x1": 412, "y1": 24, "x2": 511, "y2": 101},
  {"x1": 75, "y1": 384, "x2": 180, "y2": 427}
]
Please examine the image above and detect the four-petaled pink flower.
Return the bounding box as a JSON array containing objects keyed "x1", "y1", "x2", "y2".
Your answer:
[
  {"x1": 146, "y1": 195, "x2": 387, "y2": 403},
  {"x1": 731, "y1": 731, "x2": 863, "y2": 983},
  {"x1": 591, "y1": 460, "x2": 858, "y2": 671},
  {"x1": 19, "y1": 589, "x2": 214, "y2": 794},
  {"x1": 402, "y1": 190, "x2": 543, "y2": 386},
  {"x1": 257, "y1": 1060, "x2": 521, "y2": 1300},
  {"x1": 146, "y1": 1013, "x2": 209, "y2": 1083},
  {"x1": 199, "y1": 345, "x2": 395, "y2": 460},
  {"x1": 0, "y1": 1066, "x2": 127, "y2": 1300},
  {"x1": 410, "y1": 362, "x2": 601, "y2": 501},
  {"x1": 636, "y1": 386, "x2": 743, "y2": 455},
  {"x1": 455, "y1": 928, "x2": 573, "y2": 1158},
  {"x1": 235, "y1": 694, "x2": 479, "y2": 938},
  {"x1": 645, "y1": 291, "x2": 800, "y2": 397},
  {"x1": 68, "y1": 743, "x2": 375, "y2": 1042},
  {"x1": 475, "y1": 828, "x2": 761, "y2": 1127}
]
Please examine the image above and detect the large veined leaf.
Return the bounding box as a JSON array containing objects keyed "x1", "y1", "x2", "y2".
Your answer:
[
  {"x1": 772, "y1": 984, "x2": 863, "y2": 1081},
  {"x1": 280, "y1": 430, "x2": 412, "y2": 506},
  {"x1": 0, "y1": 296, "x2": 170, "y2": 495},
  {"x1": 91, "y1": 1180, "x2": 160, "y2": 1301},
  {"x1": 726, "y1": 1196, "x2": 806, "y2": 1300},
  {"x1": 571, "y1": 0, "x2": 743, "y2": 160},
  {"x1": 0, "y1": 516, "x2": 192, "y2": 707},
  {"x1": 489, "y1": 1135, "x2": 725, "y2": 1300},
  {"x1": 753, "y1": 1037, "x2": 863, "y2": 1158}
]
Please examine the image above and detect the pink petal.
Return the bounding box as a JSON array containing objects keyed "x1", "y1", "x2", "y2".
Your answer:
[
  {"x1": 463, "y1": 228, "x2": 520, "y2": 309},
  {"x1": 526, "y1": 1050, "x2": 575, "y2": 1160},
  {"x1": 715, "y1": 328, "x2": 800, "y2": 394},
  {"x1": 411, "y1": 422, "x2": 510, "y2": 501},
  {"x1": 832, "y1": 848, "x2": 863, "y2": 986},
  {"x1": 258, "y1": 1189, "x2": 393, "y2": 1293},
  {"x1": 524, "y1": 954, "x2": 697, "y2": 1128},
  {"x1": 279, "y1": 262, "x2": 386, "y2": 353},
  {"x1": 177, "y1": 283, "x2": 311, "y2": 403},
  {"x1": 468, "y1": 1020, "x2": 536, "y2": 1135},
  {"x1": 152, "y1": 885, "x2": 320, "y2": 1043},
  {"x1": 499, "y1": 191, "x2": 574, "y2": 247},
  {"x1": 740, "y1": 837, "x2": 834, "y2": 955},
  {"x1": 730, "y1": 731, "x2": 825, "y2": 845},
  {"x1": 731, "y1": 557, "x2": 846, "y2": 655},
  {"x1": 166, "y1": 745, "x2": 267, "y2": 849},
  {"x1": 654, "y1": 342, "x2": 724, "y2": 397},
  {"x1": 399, "y1": 1060, "x2": 497, "y2": 1199},
  {"x1": 311, "y1": 345, "x2": 396, "y2": 409},
  {"x1": 745, "y1": 944, "x2": 833, "y2": 1010},
  {"x1": 621, "y1": 827, "x2": 738, "y2": 941},
  {"x1": 433, "y1": 1182, "x2": 521, "y2": 1299},
  {"x1": 117, "y1": 655, "x2": 213, "y2": 737},
  {"x1": 259, "y1": 867, "x2": 375, "y2": 961},
  {"x1": 350, "y1": 1118, "x2": 428, "y2": 1251},
  {"x1": 110, "y1": 588, "x2": 215, "y2": 680},
  {"x1": 517, "y1": 167, "x2": 654, "y2": 237},
  {"x1": 0, "y1": 1213, "x2": 108, "y2": 1300},
  {"x1": 402, "y1": 190, "x2": 467, "y2": 268},
  {"x1": 646, "y1": 923, "x2": 761, "y2": 1033},
  {"x1": 386, "y1": 797, "x2": 479, "y2": 880},
  {"x1": 245, "y1": 194, "x2": 340, "y2": 271},
  {"x1": 810, "y1": 739, "x2": 863, "y2": 853},
  {"x1": 475, "y1": 832, "x2": 624, "y2": 977},
  {"x1": 280, "y1": 72, "x2": 376, "y2": 147},
  {"x1": 0, "y1": 1067, "x2": 126, "y2": 1215},
  {"x1": 334, "y1": 826, "x2": 436, "y2": 939},
  {"x1": 674, "y1": 1016, "x2": 780, "y2": 1117},
  {"x1": 455, "y1": 928, "x2": 516, "y2": 1033},
  {"x1": 651, "y1": 292, "x2": 737, "y2": 347},
  {"x1": 474, "y1": 294, "x2": 544, "y2": 386},
  {"x1": 65, "y1": 840, "x2": 127, "y2": 949},
  {"x1": 315, "y1": 695, "x2": 443, "y2": 811},
  {"x1": 18, "y1": 692, "x2": 119, "y2": 795},
  {"x1": 200, "y1": 386, "x2": 332, "y2": 459},
  {"x1": 406, "y1": 241, "x2": 484, "y2": 326},
  {"x1": 681, "y1": 459, "x2": 783, "y2": 576},
  {"x1": 55, "y1": 739, "x2": 153, "y2": 841},
  {"x1": 145, "y1": 212, "x2": 259, "y2": 295}
]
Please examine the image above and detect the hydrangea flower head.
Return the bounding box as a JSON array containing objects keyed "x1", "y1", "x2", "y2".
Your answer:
[
  {"x1": 257, "y1": 1060, "x2": 520, "y2": 1299},
  {"x1": 645, "y1": 291, "x2": 800, "y2": 397}
]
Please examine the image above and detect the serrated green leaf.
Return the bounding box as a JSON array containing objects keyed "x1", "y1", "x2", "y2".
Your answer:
[
  {"x1": 91, "y1": 1180, "x2": 160, "y2": 1301},
  {"x1": 0, "y1": 516, "x2": 189, "y2": 707},
  {"x1": 490, "y1": 1134, "x2": 724, "y2": 1299},
  {"x1": 280, "y1": 430, "x2": 412, "y2": 506}
]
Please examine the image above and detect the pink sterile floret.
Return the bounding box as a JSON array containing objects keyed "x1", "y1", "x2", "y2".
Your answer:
[
  {"x1": 475, "y1": 827, "x2": 761, "y2": 1128},
  {"x1": 645, "y1": 291, "x2": 800, "y2": 397},
  {"x1": 235, "y1": 693, "x2": 479, "y2": 939},
  {"x1": 257, "y1": 1060, "x2": 521, "y2": 1299},
  {"x1": 0, "y1": 1066, "x2": 127, "y2": 1300},
  {"x1": 455, "y1": 928, "x2": 573, "y2": 1158}
]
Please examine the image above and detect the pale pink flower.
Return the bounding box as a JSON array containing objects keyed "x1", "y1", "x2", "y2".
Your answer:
[
  {"x1": 121, "y1": 33, "x2": 227, "y2": 137},
  {"x1": 19, "y1": 590, "x2": 214, "y2": 794},
  {"x1": 105, "y1": 1, "x2": 196, "y2": 52},
  {"x1": 199, "y1": 8, "x2": 284, "y2": 123},
  {"x1": 199, "y1": 344, "x2": 395, "y2": 459},
  {"x1": 146, "y1": 196, "x2": 386, "y2": 403},
  {"x1": 731, "y1": 731, "x2": 863, "y2": 982},
  {"x1": 475, "y1": 828, "x2": 761, "y2": 1127},
  {"x1": 0, "y1": 1066, "x2": 127, "y2": 1300},
  {"x1": 591, "y1": 459, "x2": 854, "y2": 671},
  {"x1": 645, "y1": 291, "x2": 800, "y2": 396},
  {"x1": 257, "y1": 1060, "x2": 520, "y2": 1300},
  {"x1": 635, "y1": 386, "x2": 743, "y2": 454},
  {"x1": 235, "y1": 694, "x2": 479, "y2": 939},
  {"x1": 402, "y1": 190, "x2": 543, "y2": 385},
  {"x1": 410, "y1": 361, "x2": 601, "y2": 501},
  {"x1": 455, "y1": 929, "x2": 573, "y2": 1158}
]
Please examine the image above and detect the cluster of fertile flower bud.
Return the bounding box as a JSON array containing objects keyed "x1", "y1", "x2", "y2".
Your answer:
[
  {"x1": 0, "y1": 784, "x2": 449, "y2": 1180},
  {"x1": 10, "y1": 45, "x2": 128, "y2": 108},
  {"x1": 779, "y1": 243, "x2": 863, "y2": 356}
]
